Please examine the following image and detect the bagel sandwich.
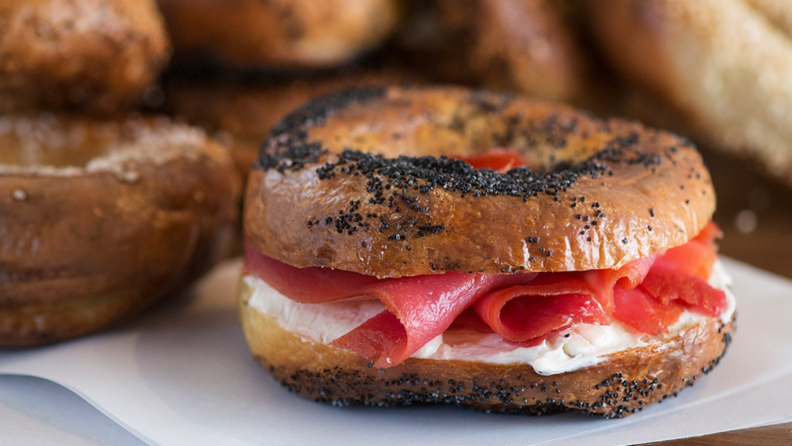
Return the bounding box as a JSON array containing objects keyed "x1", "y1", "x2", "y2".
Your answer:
[{"x1": 240, "y1": 86, "x2": 735, "y2": 418}]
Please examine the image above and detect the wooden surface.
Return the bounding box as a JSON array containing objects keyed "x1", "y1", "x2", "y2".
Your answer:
[
  {"x1": 646, "y1": 149, "x2": 792, "y2": 444},
  {"x1": 649, "y1": 422, "x2": 792, "y2": 446}
]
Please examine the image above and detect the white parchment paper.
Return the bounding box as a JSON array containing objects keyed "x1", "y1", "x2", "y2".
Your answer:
[{"x1": 1, "y1": 257, "x2": 791, "y2": 446}]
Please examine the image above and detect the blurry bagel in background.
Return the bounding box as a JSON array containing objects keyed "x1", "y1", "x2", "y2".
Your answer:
[
  {"x1": 588, "y1": 0, "x2": 792, "y2": 186},
  {"x1": 161, "y1": 64, "x2": 424, "y2": 178},
  {"x1": 396, "y1": 0, "x2": 588, "y2": 102},
  {"x1": 158, "y1": 0, "x2": 402, "y2": 70},
  {"x1": 746, "y1": 0, "x2": 792, "y2": 35},
  {"x1": 0, "y1": 116, "x2": 241, "y2": 346},
  {"x1": 0, "y1": 0, "x2": 171, "y2": 113}
]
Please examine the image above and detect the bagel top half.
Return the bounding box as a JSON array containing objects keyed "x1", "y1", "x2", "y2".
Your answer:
[{"x1": 244, "y1": 86, "x2": 715, "y2": 278}]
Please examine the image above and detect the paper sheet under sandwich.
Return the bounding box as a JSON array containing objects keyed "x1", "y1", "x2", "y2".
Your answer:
[{"x1": 1, "y1": 257, "x2": 792, "y2": 446}]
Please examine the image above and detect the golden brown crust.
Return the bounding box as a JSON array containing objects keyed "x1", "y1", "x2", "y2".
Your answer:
[
  {"x1": 0, "y1": 0, "x2": 171, "y2": 113},
  {"x1": 240, "y1": 283, "x2": 735, "y2": 418},
  {"x1": 244, "y1": 86, "x2": 716, "y2": 278},
  {"x1": 587, "y1": 0, "x2": 792, "y2": 187},
  {"x1": 397, "y1": 0, "x2": 587, "y2": 102},
  {"x1": 162, "y1": 67, "x2": 425, "y2": 256},
  {"x1": 439, "y1": 0, "x2": 586, "y2": 101},
  {"x1": 745, "y1": 0, "x2": 792, "y2": 36},
  {"x1": 158, "y1": 0, "x2": 401, "y2": 69},
  {"x1": 0, "y1": 116, "x2": 241, "y2": 346}
]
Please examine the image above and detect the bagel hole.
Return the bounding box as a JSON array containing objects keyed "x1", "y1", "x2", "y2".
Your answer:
[{"x1": 307, "y1": 91, "x2": 609, "y2": 173}]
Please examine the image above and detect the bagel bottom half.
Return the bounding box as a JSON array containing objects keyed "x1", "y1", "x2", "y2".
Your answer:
[{"x1": 239, "y1": 279, "x2": 734, "y2": 418}]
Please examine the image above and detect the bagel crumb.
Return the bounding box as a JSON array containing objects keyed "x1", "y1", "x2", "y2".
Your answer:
[{"x1": 12, "y1": 189, "x2": 27, "y2": 201}]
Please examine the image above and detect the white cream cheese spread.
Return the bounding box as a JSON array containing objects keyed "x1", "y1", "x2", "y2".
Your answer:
[{"x1": 244, "y1": 259, "x2": 736, "y2": 376}]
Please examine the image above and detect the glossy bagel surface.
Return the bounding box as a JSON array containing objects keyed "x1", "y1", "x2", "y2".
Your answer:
[
  {"x1": 0, "y1": 116, "x2": 240, "y2": 346},
  {"x1": 245, "y1": 86, "x2": 715, "y2": 278}
]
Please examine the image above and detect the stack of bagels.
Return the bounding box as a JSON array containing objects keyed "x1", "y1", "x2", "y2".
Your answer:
[
  {"x1": 0, "y1": 0, "x2": 241, "y2": 345},
  {"x1": 5, "y1": 0, "x2": 780, "y2": 420}
]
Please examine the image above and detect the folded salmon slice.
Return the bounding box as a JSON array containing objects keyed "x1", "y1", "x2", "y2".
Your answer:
[
  {"x1": 473, "y1": 277, "x2": 609, "y2": 342},
  {"x1": 613, "y1": 286, "x2": 685, "y2": 335},
  {"x1": 640, "y1": 266, "x2": 727, "y2": 317},
  {"x1": 639, "y1": 221, "x2": 726, "y2": 316},
  {"x1": 453, "y1": 148, "x2": 528, "y2": 172},
  {"x1": 245, "y1": 251, "x2": 534, "y2": 368}
]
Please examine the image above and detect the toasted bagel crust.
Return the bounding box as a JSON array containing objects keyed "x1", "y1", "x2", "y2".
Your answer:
[
  {"x1": 240, "y1": 282, "x2": 734, "y2": 418},
  {"x1": 158, "y1": 0, "x2": 401, "y2": 69},
  {"x1": 435, "y1": 0, "x2": 586, "y2": 101},
  {"x1": 0, "y1": 117, "x2": 241, "y2": 346},
  {"x1": 245, "y1": 86, "x2": 716, "y2": 278},
  {"x1": 0, "y1": 0, "x2": 170, "y2": 113},
  {"x1": 396, "y1": 0, "x2": 587, "y2": 102}
]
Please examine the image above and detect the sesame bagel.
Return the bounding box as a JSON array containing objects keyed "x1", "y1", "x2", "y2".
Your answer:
[
  {"x1": 0, "y1": 116, "x2": 240, "y2": 346},
  {"x1": 0, "y1": 0, "x2": 171, "y2": 113},
  {"x1": 158, "y1": 0, "x2": 401, "y2": 70},
  {"x1": 245, "y1": 86, "x2": 716, "y2": 278},
  {"x1": 587, "y1": 0, "x2": 792, "y2": 186},
  {"x1": 240, "y1": 279, "x2": 734, "y2": 418}
]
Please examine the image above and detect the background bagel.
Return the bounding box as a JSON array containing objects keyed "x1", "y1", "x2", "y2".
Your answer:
[
  {"x1": 158, "y1": 0, "x2": 402, "y2": 70},
  {"x1": 162, "y1": 65, "x2": 424, "y2": 178},
  {"x1": 0, "y1": 116, "x2": 240, "y2": 346},
  {"x1": 245, "y1": 86, "x2": 715, "y2": 278},
  {"x1": 587, "y1": 0, "x2": 792, "y2": 187},
  {"x1": 395, "y1": 0, "x2": 588, "y2": 102},
  {"x1": 0, "y1": 0, "x2": 171, "y2": 113}
]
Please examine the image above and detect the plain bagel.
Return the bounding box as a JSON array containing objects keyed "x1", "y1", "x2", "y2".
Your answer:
[
  {"x1": 396, "y1": 0, "x2": 587, "y2": 102},
  {"x1": 245, "y1": 86, "x2": 716, "y2": 278},
  {"x1": 0, "y1": 116, "x2": 240, "y2": 346},
  {"x1": 587, "y1": 0, "x2": 792, "y2": 186},
  {"x1": 0, "y1": 0, "x2": 171, "y2": 113},
  {"x1": 158, "y1": 0, "x2": 402, "y2": 69}
]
